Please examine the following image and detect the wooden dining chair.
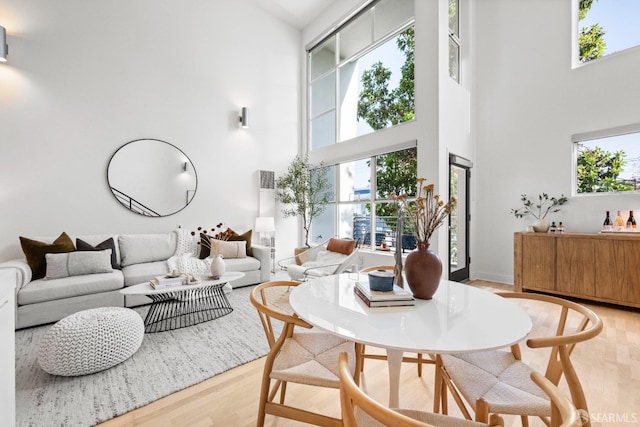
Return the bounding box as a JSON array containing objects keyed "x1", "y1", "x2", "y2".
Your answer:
[
  {"x1": 340, "y1": 352, "x2": 580, "y2": 427},
  {"x1": 250, "y1": 280, "x2": 363, "y2": 427},
  {"x1": 338, "y1": 352, "x2": 501, "y2": 427},
  {"x1": 357, "y1": 265, "x2": 432, "y2": 377},
  {"x1": 434, "y1": 292, "x2": 602, "y2": 427}
]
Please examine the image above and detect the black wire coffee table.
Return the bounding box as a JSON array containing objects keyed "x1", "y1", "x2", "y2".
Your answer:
[{"x1": 121, "y1": 272, "x2": 244, "y2": 333}]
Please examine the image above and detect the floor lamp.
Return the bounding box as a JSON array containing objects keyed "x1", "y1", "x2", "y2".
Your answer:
[{"x1": 255, "y1": 216, "x2": 275, "y2": 273}]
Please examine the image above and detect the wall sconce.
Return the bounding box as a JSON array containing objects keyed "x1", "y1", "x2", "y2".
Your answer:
[
  {"x1": 239, "y1": 107, "x2": 248, "y2": 128},
  {"x1": 0, "y1": 25, "x2": 8, "y2": 63},
  {"x1": 182, "y1": 162, "x2": 188, "y2": 173}
]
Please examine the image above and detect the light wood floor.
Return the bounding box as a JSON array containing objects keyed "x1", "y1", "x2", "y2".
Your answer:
[{"x1": 99, "y1": 281, "x2": 640, "y2": 427}]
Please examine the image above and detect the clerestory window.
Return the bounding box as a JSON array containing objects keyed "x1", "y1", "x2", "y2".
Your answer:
[
  {"x1": 448, "y1": 0, "x2": 460, "y2": 82},
  {"x1": 307, "y1": 0, "x2": 415, "y2": 149},
  {"x1": 578, "y1": 0, "x2": 640, "y2": 64}
]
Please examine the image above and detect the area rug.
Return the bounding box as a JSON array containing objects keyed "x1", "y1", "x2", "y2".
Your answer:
[{"x1": 15, "y1": 285, "x2": 270, "y2": 427}]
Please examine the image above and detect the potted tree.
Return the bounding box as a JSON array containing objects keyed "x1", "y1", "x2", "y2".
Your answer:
[{"x1": 275, "y1": 155, "x2": 332, "y2": 258}]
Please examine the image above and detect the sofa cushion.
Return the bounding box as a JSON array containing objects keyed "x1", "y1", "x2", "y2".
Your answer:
[
  {"x1": 76, "y1": 237, "x2": 119, "y2": 269},
  {"x1": 121, "y1": 260, "x2": 171, "y2": 287},
  {"x1": 45, "y1": 250, "x2": 113, "y2": 280},
  {"x1": 209, "y1": 239, "x2": 247, "y2": 259},
  {"x1": 119, "y1": 233, "x2": 176, "y2": 267},
  {"x1": 18, "y1": 270, "x2": 124, "y2": 305},
  {"x1": 19, "y1": 232, "x2": 76, "y2": 280},
  {"x1": 224, "y1": 257, "x2": 260, "y2": 273}
]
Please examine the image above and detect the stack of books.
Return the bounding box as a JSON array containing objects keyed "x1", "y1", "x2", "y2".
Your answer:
[
  {"x1": 354, "y1": 280, "x2": 415, "y2": 307},
  {"x1": 150, "y1": 274, "x2": 187, "y2": 290}
]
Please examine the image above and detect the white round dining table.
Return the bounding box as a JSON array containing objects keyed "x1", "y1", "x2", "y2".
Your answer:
[{"x1": 289, "y1": 273, "x2": 532, "y2": 408}]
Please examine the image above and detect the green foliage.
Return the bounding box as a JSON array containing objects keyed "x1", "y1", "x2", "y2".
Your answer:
[
  {"x1": 579, "y1": 23, "x2": 606, "y2": 63},
  {"x1": 511, "y1": 193, "x2": 568, "y2": 220},
  {"x1": 275, "y1": 155, "x2": 332, "y2": 247},
  {"x1": 372, "y1": 148, "x2": 417, "y2": 220},
  {"x1": 357, "y1": 27, "x2": 415, "y2": 130},
  {"x1": 576, "y1": 145, "x2": 633, "y2": 193},
  {"x1": 578, "y1": 0, "x2": 606, "y2": 63}
]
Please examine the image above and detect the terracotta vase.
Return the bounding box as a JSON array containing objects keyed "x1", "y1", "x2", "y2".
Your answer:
[
  {"x1": 209, "y1": 254, "x2": 225, "y2": 279},
  {"x1": 404, "y1": 242, "x2": 442, "y2": 299}
]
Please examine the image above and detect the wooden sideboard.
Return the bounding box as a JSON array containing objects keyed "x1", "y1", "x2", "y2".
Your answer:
[{"x1": 514, "y1": 231, "x2": 640, "y2": 308}]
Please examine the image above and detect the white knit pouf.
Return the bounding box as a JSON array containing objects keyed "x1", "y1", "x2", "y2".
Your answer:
[{"x1": 37, "y1": 307, "x2": 145, "y2": 376}]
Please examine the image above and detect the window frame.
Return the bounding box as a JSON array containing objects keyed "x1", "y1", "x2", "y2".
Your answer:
[
  {"x1": 307, "y1": 0, "x2": 416, "y2": 149},
  {"x1": 572, "y1": 123, "x2": 640, "y2": 195},
  {"x1": 448, "y1": 0, "x2": 461, "y2": 83},
  {"x1": 311, "y1": 145, "x2": 418, "y2": 251}
]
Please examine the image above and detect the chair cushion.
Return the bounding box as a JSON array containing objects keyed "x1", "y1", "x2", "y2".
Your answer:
[
  {"x1": 441, "y1": 351, "x2": 550, "y2": 417},
  {"x1": 271, "y1": 329, "x2": 356, "y2": 388}
]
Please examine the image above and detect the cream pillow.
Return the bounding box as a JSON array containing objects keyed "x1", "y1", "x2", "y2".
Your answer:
[{"x1": 208, "y1": 239, "x2": 247, "y2": 259}]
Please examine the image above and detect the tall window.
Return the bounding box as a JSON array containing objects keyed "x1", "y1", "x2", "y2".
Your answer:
[
  {"x1": 574, "y1": 126, "x2": 640, "y2": 194},
  {"x1": 448, "y1": 0, "x2": 460, "y2": 82},
  {"x1": 311, "y1": 147, "x2": 417, "y2": 251},
  {"x1": 578, "y1": 0, "x2": 640, "y2": 63},
  {"x1": 308, "y1": 0, "x2": 415, "y2": 149}
]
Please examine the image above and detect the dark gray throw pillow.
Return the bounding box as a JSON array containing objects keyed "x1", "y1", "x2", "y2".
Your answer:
[{"x1": 76, "y1": 237, "x2": 119, "y2": 269}]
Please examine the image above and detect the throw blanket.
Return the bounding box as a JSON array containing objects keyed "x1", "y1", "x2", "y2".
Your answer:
[{"x1": 167, "y1": 229, "x2": 231, "y2": 292}]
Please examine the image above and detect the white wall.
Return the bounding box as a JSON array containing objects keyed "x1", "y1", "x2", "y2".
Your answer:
[
  {"x1": 0, "y1": 0, "x2": 301, "y2": 261},
  {"x1": 474, "y1": 0, "x2": 640, "y2": 283}
]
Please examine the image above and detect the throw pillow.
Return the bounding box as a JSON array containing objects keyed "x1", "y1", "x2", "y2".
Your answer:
[
  {"x1": 209, "y1": 239, "x2": 247, "y2": 259},
  {"x1": 45, "y1": 249, "x2": 114, "y2": 280},
  {"x1": 326, "y1": 238, "x2": 356, "y2": 255},
  {"x1": 228, "y1": 229, "x2": 253, "y2": 257},
  {"x1": 197, "y1": 227, "x2": 245, "y2": 259},
  {"x1": 76, "y1": 237, "x2": 119, "y2": 269},
  {"x1": 197, "y1": 232, "x2": 212, "y2": 259},
  {"x1": 19, "y1": 232, "x2": 76, "y2": 280}
]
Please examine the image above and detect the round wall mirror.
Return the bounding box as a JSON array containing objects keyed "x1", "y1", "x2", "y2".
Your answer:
[{"x1": 107, "y1": 139, "x2": 197, "y2": 216}]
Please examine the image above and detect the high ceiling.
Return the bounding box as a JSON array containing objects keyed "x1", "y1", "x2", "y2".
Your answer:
[{"x1": 248, "y1": 0, "x2": 339, "y2": 29}]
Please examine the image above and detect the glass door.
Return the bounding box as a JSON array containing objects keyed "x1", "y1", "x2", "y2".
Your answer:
[{"x1": 449, "y1": 154, "x2": 472, "y2": 282}]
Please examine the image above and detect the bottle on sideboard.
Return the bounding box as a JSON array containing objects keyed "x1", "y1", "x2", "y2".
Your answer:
[
  {"x1": 614, "y1": 210, "x2": 625, "y2": 229},
  {"x1": 627, "y1": 210, "x2": 637, "y2": 230},
  {"x1": 549, "y1": 221, "x2": 557, "y2": 233},
  {"x1": 603, "y1": 211, "x2": 612, "y2": 231},
  {"x1": 558, "y1": 222, "x2": 565, "y2": 233}
]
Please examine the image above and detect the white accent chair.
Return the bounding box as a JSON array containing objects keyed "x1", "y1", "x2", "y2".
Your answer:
[{"x1": 278, "y1": 237, "x2": 359, "y2": 281}]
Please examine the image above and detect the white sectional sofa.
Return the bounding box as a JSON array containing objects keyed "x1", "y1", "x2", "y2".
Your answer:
[{"x1": 0, "y1": 230, "x2": 270, "y2": 329}]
